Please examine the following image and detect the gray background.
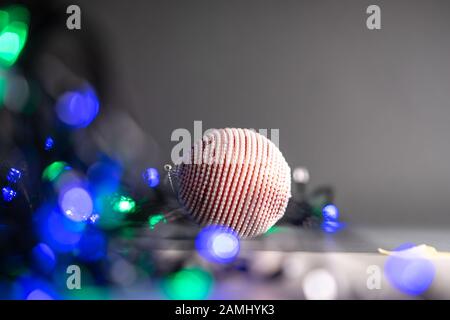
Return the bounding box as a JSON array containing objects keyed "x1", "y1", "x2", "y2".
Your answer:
[{"x1": 78, "y1": 0, "x2": 450, "y2": 226}]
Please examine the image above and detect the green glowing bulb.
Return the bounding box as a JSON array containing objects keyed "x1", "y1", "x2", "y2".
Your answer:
[
  {"x1": 148, "y1": 213, "x2": 167, "y2": 230},
  {"x1": 42, "y1": 161, "x2": 70, "y2": 182},
  {"x1": 0, "y1": 6, "x2": 29, "y2": 68},
  {"x1": 163, "y1": 267, "x2": 213, "y2": 300},
  {"x1": 0, "y1": 30, "x2": 20, "y2": 64},
  {"x1": 112, "y1": 195, "x2": 136, "y2": 214}
]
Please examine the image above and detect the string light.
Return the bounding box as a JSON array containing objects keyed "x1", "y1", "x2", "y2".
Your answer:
[
  {"x1": 44, "y1": 137, "x2": 54, "y2": 151},
  {"x1": 26, "y1": 289, "x2": 54, "y2": 300},
  {"x1": 321, "y1": 220, "x2": 344, "y2": 233},
  {"x1": 2, "y1": 186, "x2": 16, "y2": 202},
  {"x1": 59, "y1": 187, "x2": 94, "y2": 222},
  {"x1": 42, "y1": 161, "x2": 70, "y2": 182},
  {"x1": 142, "y1": 167, "x2": 159, "y2": 188},
  {"x1": 321, "y1": 204, "x2": 344, "y2": 233},
  {"x1": 0, "y1": 6, "x2": 30, "y2": 68},
  {"x1": 112, "y1": 195, "x2": 136, "y2": 214},
  {"x1": 322, "y1": 204, "x2": 339, "y2": 221},
  {"x1": 148, "y1": 213, "x2": 167, "y2": 230},
  {"x1": 196, "y1": 225, "x2": 240, "y2": 264},
  {"x1": 384, "y1": 243, "x2": 436, "y2": 296},
  {"x1": 6, "y1": 167, "x2": 21, "y2": 183},
  {"x1": 88, "y1": 213, "x2": 100, "y2": 224},
  {"x1": 56, "y1": 86, "x2": 99, "y2": 128},
  {"x1": 292, "y1": 166, "x2": 310, "y2": 184}
]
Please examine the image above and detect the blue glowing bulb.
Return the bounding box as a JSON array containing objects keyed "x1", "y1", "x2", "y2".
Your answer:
[
  {"x1": 6, "y1": 167, "x2": 22, "y2": 183},
  {"x1": 211, "y1": 233, "x2": 240, "y2": 259},
  {"x1": 2, "y1": 186, "x2": 17, "y2": 202},
  {"x1": 321, "y1": 220, "x2": 344, "y2": 234},
  {"x1": 44, "y1": 137, "x2": 54, "y2": 151},
  {"x1": 56, "y1": 86, "x2": 99, "y2": 128},
  {"x1": 384, "y1": 243, "x2": 436, "y2": 296},
  {"x1": 59, "y1": 187, "x2": 94, "y2": 222},
  {"x1": 322, "y1": 204, "x2": 339, "y2": 221},
  {"x1": 26, "y1": 289, "x2": 54, "y2": 300},
  {"x1": 143, "y1": 167, "x2": 160, "y2": 188},
  {"x1": 196, "y1": 226, "x2": 240, "y2": 264}
]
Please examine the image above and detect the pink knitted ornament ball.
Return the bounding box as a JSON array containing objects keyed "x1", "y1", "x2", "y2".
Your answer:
[{"x1": 176, "y1": 128, "x2": 291, "y2": 238}]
